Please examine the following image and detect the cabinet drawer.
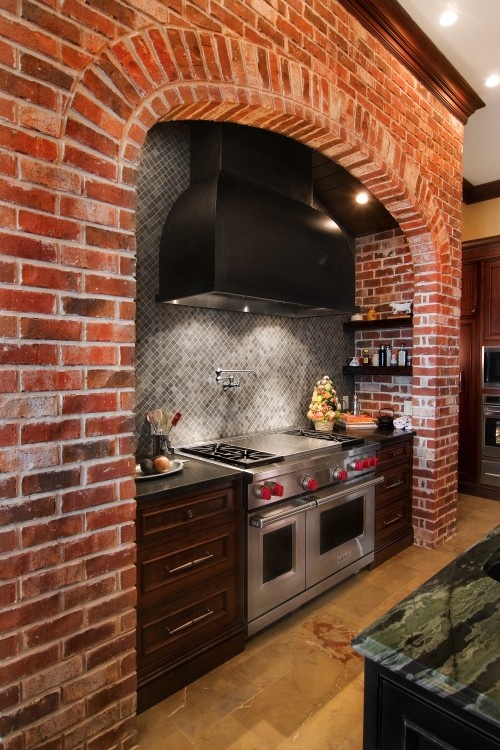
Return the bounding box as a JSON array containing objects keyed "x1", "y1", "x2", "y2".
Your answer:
[
  {"x1": 377, "y1": 440, "x2": 412, "y2": 470},
  {"x1": 138, "y1": 522, "x2": 238, "y2": 604},
  {"x1": 137, "y1": 573, "x2": 239, "y2": 667},
  {"x1": 375, "y1": 497, "x2": 412, "y2": 545},
  {"x1": 376, "y1": 462, "x2": 411, "y2": 506},
  {"x1": 137, "y1": 484, "x2": 238, "y2": 545}
]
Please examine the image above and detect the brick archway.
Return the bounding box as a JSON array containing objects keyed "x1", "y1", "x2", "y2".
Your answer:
[
  {"x1": 62, "y1": 25, "x2": 459, "y2": 549},
  {"x1": 1, "y1": 4, "x2": 462, "y2": 748}
]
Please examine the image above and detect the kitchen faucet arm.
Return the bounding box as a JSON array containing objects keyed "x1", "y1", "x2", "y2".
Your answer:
[{"x1": 215, "y1": 368, "x2": 258, "y2": 390}]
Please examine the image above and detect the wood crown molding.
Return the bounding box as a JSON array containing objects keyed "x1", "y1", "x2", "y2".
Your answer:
[
  {"x1": 463, "y1": 178, "x2": 500, "y2": 204},
  {"x1": 337, "y1": 0, "x2": 484, "y2": 124},
  {"x1": 462, "y1": 235, "x2": 500, "y2": 260}
]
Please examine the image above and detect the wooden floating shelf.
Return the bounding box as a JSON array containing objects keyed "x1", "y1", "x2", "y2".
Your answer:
[
  {"x1": 343, "y1": 317, "x2": 413, "y2": 331},
  {"x1": 343, "y1": 366, "x2": 413, "y2": 375}
]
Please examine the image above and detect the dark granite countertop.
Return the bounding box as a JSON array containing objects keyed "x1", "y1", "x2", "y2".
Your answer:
[
  {"x1": 352, "y1": 526, "x2": 500, "y2": 728},
  {"x1": 333, "y1": 426, "x2": 414, "y2": 446},
  {"x1": 135, "y1": 454, "x2": 245, "y2": 501}
]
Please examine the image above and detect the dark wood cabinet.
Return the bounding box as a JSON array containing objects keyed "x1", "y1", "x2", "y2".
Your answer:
[
  {"x1": 362, "y1": 660, "x2": 500, "y2": 750},
  {"x1": 460, "y1": 261, "x2": 479, "y2": 317},
  {"x1": 371, "y1": 435, "x2": 413, "y2": 567},
  {"x1": 483, "y1": 257, "x2": 500, "y2": 341},
  {"x1": 459, "y1": 239, "x2": 500, "y2": 498},
  {"x1": 136, "y1": 478, "x2": 245, "y2": 712},
  {"x1": 458, "y1": 316, "x2": 479, "y2": 483}
]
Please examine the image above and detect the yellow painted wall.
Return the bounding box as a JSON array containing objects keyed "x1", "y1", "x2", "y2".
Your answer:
[{"x1": 462, "y1": 198, "x2": 500, "y2": 241}]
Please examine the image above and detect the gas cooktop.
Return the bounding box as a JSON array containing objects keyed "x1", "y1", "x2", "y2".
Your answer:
[
  {"x1": 178, "y1": 429, "x2": 364, "y2": 469},
  {"x1": 178, "y1": 442, "x2": 283, "y2": 468}
]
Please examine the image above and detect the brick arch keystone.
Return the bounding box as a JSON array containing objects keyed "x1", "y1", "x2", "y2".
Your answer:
[{"x1": 64, "y1": 25, "x2": 459, "y2": 546}]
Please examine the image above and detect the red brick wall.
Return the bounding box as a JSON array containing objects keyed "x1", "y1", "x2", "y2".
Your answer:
[
  {"x1": 353, "y1": 229, "x2": 414, "y2": 414},
  {"x1": 0, "y1": 1, "x2": 462, "y2": 746}
]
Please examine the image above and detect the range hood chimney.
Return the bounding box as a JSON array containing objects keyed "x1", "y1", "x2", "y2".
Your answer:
[{"x1": 156, "y1": 122, "x2": 357, "y2": 317}]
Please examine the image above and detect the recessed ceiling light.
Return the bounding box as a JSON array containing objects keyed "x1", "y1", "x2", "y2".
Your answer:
[
  {"x1": 439, "y1": 9, "x2": 458, "y2": 27},
  {"x1": 485, "y1": 74, "x2": 500, "y2": 88},
  {"x1": 356, "y1": 191, "x2": 369, "y2": 205}
]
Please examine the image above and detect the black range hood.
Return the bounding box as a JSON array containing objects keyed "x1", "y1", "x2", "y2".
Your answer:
[{"x1": 156, "y1": 122, "x2": 357, "y2": 317}]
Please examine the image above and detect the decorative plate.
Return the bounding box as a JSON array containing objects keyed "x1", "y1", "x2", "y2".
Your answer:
[{"x1": 393, "y1": 417, "x2": 406, "y2": 429}]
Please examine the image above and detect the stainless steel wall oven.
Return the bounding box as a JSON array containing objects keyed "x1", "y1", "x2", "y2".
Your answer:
[
  {"x1": 483, "y1": 347, "x2": 500, "y2": 389},
  {"x1": 481, "y1": 395, "x2": 500, "y2": 486}
]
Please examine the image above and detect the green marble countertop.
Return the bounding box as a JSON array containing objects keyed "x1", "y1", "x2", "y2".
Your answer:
[{"x1": 352, "y1": 526, "x2": 500, "y2": 728}]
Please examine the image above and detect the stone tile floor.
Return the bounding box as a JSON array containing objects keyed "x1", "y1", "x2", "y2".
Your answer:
[{"x1": 137, "y1": 494, "x2": 500, "y2": 749}]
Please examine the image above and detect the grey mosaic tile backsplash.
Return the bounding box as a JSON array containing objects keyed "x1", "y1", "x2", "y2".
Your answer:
[{"x1": 135, "y1": 122, "x2": 353, "y2": 455}]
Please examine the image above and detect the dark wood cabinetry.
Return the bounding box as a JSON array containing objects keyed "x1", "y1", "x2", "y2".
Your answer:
[
  {"x1": 458, "y1": 316, "x2": 478, "y2": 483},
  {"x1": 483, "y1": 257, "x2": 500, "y2": 341},
  {"x1": 371, "y1": 435, "x2": 414, "y2": 567},
  {"x1": 136, "y1": 478, "x2": 245, "y2": 713},
  {"x1": 459, "y1": 238, "x2": 500, "y2": 498},
  {"x1": 460, "y1": 261, "x2": 478, "y2": 317},
  {"x1": 362, "y1": 661, "x2": 500, "y2": 750}
]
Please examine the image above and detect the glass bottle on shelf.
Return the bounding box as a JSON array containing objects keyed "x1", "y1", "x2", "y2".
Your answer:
[{"x1": 353, "y1": 393, "x2": 359, "y2": 415}]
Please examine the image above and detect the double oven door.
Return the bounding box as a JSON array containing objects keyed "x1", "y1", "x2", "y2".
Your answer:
[
  {"x1": 246, "y1": 477, "x2": 381, "y2": 635},
  {"x1": 481, "y1": 395, "x2": 500, "y2": 486}
]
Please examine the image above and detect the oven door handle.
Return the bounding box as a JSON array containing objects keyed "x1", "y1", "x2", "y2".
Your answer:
[
  {"x1": 312, "y1": 475, "x2": 385, "y2": 507},
  {"x1": 484, "y1": 407, "x2": 500, "y2": 416},
  {"x1": 249, "y1": 501, "x2": 316, "y2": 529}
]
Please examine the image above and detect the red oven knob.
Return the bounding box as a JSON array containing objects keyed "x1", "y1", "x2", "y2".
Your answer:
[
  {"x1": 351, "y1": 460, "x2": 364, "y2": 471},
  {"x1": 369, "y1": 456, "x2": 378, "y2": 467},
  {"x1": 302, "y1": 475, "x2": 318, "y2": 491},
  {"x1": 333, "y1": 468, "x2": 348, "y2": 482},
  {"x1": 254, "y1": 485, "x2": 272, "y2": 500},
  {"x1": 268, "y1": 482, "x2": 284, "y2": 497},
  {"x1": 362, "y1": 458, "x2": 370, "y2": 469}
]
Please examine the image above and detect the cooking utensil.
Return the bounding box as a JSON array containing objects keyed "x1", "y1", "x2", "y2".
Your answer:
[
  {"x1": 160, "y1": 410, "x2": 173, "y2": 432},
  {"x1": 378, "y1": 408, "x2": 395, "y2": 429},
  {"x1": 170, "y1": 411, "x2": 182, "y2": 429},
  {"x1": 147, "y1": 411, "x2": 159, "y2": 433}
]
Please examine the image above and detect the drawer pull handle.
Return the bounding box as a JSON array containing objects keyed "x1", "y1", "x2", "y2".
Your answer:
[
  {"x1": 165, "y1": 607, "x2": 213, "y2": 636},
  {"x1": 383, "y1": 513, "x2": 403, "y2": 527},
  {"x1": 165, "y1": 552, "x2": 214, "y2": 575},
  {"x1": 185, "y1": 509, "x2": 194, "y2": 519},
  {"x1": 383, "y1": 479, "x2": 404, "y2": 490}
]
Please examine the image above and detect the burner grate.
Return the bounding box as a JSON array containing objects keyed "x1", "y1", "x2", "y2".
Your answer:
[{"x1": 179, "y1": 443, "x2": 284, "y2": 468}]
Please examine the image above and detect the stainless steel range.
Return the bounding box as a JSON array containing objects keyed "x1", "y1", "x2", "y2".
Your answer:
[{"x1": 178, "y1": 428, "x2": 383, "y2": 636}]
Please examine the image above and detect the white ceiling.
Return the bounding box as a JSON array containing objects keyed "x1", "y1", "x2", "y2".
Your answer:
[{"x1": 397, "y1": 0, "x2": 500, "y2": 186}]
